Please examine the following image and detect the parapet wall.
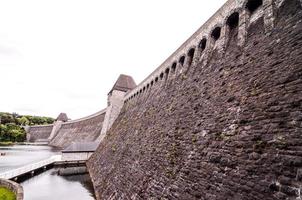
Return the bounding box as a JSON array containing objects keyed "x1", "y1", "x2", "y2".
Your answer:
[
  {"x1": 49, "y1": 109, "x2": 106, "y2": 148},
  {"x1": 88, "y1": 0, "x2": 302, "y2": 199},
  {"x1": 124, "y1": 0, "x2": 276, "y2": 103}
]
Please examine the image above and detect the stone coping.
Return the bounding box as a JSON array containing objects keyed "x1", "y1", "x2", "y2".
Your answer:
[{"x1": 0, "y1": 178, "x2": 23, "y2": 200}]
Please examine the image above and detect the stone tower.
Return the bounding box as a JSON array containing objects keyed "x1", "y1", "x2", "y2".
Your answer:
[
  {"x1": 48, "y1": 112, "x2": 69, "y2": 141},
  {"x1": 97, "y1": 74, "x2": 136, "y2": 142}
]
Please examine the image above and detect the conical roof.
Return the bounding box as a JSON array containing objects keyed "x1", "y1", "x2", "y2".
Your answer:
[
  {"x1": 110, "y1": 74, "x2": 136, "y2": 93},
  {"x1": 56, "y1": 113, "x2": 68, "y2": 122}
]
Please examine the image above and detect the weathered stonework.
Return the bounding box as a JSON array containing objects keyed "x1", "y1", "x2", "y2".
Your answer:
[
  {"x1": 87, "y1": 0, "x2": 302, "y2": 199},
  {"x1": 97, "y1": 90, "x2": 127, "y2": 142},
  {"x1": 49, "y1": 109, "x2": 106, "y2": 148},
  {"x1": 27, "y1": 75, "x2": 135, "y2": 148},
  {"x1": 27, "y1": 124, "x2": 53, "y2": 142}
]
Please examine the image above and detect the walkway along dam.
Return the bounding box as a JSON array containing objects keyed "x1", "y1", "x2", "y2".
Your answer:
[{"x1": 27, "y1": 0, "x2": 302, "y2": 199}]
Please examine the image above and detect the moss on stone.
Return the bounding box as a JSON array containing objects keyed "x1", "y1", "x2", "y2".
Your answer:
[{"x1": 0, "y1": 187, "x2": 16, "y2": 200}]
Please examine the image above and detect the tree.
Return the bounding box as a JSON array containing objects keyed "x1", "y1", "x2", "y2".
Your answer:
[{"x1": 18, "y1": 116, "x2": 30, "y2": 126}]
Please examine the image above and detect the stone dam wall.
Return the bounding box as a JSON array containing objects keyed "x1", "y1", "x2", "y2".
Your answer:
[
  {"x1": 87, "y1": 0, "x2": 302, "y2": 199},
  {"x1": 27, "y1": 124, "x2": 53, "y2": 142},
  {"x1": 27, "y1": 109, "x2": 106, "y2": 148},
  {"x1": 48, "y1": 109, "x2": 106, "y2": 148}
]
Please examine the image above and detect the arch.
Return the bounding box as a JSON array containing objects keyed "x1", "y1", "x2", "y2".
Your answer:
[
  {"x1": 171, "y1": 62, "x2": 177, "y2": 72},
  {"x1": 211, "y1": 27, "x2": 221, "y2": 41},
  {"x1": 246, "y1": 0, "x2": 263, "y2": 14},
  {"x1": 139, "y1": 89, "x2": 142, "y2": 94},
  {"x1": 147, "y1": 84, "x2": 150, "y2": 89},
  {"x1": 165, "y1": 68, "x2": 170, "y2": 75},
  {"x1": 160, "y1": 72, "x2": 164, "y2": 80},
  {"x1": 187, "y1": 48, "x2": 195, "y2": 67},
  {"x1": 143, "y1": 86, "x2": 146, "y2": 92},
  {"x1": 226, "y1": 12, "x2": 239, "y2": 30},
  {"x1": 179, "y1": 56, "x2": 186, "y2": 66},
  {"x1": 151, "y1": 80, "x2": 154, "y2": 86},
  {"x1": 155, "y1": 77, "x2": 159, "y2": 82},
  {"x1": 199, "y1": 38, "x2": 207, "y2": 51}
]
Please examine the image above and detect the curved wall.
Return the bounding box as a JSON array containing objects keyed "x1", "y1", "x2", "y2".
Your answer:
[
  {"x1": 49, "y1": 110, "x2": 106, "y2": 148},
  {"x1": 88, "y1": 0, "x2": 302, "y2": 199},
  {"x1": 0, "y1": 178, "x2": 23, "y2": 200},
  {"x1": 27, "y1": 125, "x2": 53, "y2": 142}
]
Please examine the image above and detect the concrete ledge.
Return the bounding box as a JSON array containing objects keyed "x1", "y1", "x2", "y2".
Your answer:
[{"x1": 0, "y1": 178, "x2": 23, "y2": 200}]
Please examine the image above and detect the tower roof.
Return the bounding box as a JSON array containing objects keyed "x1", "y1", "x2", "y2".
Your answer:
[
  {"x1": 56, "y1": 113, "x2": 68, "y2": 122},
  {"x1": 110, "y1": 74, "x2": 136, "y2": 93}
]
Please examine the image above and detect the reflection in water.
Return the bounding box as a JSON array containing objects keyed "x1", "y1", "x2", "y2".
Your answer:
[
  {"x1": 0, "y1": 145, "x2": 59, "y2": 173},
  {"x1": 61, "y1": 172, "x2": 96, "y2": 196},
  {"x1": 21, "y1": 168, "x2": 96, "y2": 200}
]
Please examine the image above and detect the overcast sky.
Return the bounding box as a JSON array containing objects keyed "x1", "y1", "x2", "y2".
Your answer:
[{"x1": 0, "y1": 0, "x2": 227, "y2": 119}]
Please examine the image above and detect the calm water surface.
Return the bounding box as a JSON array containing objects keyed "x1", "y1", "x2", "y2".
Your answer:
[
  {"x1": 0, "y1": 145, "x2": 95, "y2": 200},
  {"x1": 0, "y1": 144, "x2": 59, "y2": 173},
  {"x1": 21, "y1": 168, "x2": 95, "y2": 200}
]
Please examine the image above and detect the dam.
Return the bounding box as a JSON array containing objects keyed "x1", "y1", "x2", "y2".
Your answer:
[{"x1": 6, "y1": 0, "x2": 302, "y2": 199}]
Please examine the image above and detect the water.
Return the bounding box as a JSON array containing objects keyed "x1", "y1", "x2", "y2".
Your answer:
[
  {"x1": 0, "y1": 144, "x2": 59, "y2": 173},
  {"x1": 21, "y1": 168, "x2": 95, "y2": 200},
  {"x1": 0, "y1": 145, "x2": 96, "y2": 200}
]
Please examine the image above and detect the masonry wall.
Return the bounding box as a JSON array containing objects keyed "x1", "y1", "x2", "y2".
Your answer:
[
  {"x1": 49, "y1": 111, "x2": 106, "y2": 148},
  {"x1": 87, "y1": 0, "x2": 302, "y2": 199},
  {"x1": 61, "y1": 152, "x2": 93, "y2": 161},
  {"x1": 27, "y1": 125, "x2": 53, "y2": 142},
  {"x1": 98, "y1": 90, "x2": 126, "y2": 142}
]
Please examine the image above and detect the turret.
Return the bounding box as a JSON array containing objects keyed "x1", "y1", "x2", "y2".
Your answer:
[
  {"x1": 48, "y1": 112, "x2": 69, "y2": 141},
  {"x1": 56, "y1": 113, "x2": 68, "y2": 122},
  {"x1": 97, "y1": 74, "x2": 136, "y2": 141}
]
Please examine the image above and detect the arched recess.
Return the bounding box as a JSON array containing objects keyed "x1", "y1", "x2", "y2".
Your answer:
[
  {"x1": 179, "y1": 56, "x2": 186, "y2": 66},
  {"x1": 225, "y1": 12, "x2": 240, "y2": 45},
  {"x1": 160, "y1": 72, "x2": 164, "y2": 80},
  {"x1": 211, "y1": 26, "x2": 221, "y2": 41},
  {"x1": 246, "y1": 0, "x2": 263, "y2": 14},
  {"x1": 187, "y1": 48, "x2": 195, "y2": 67},
  {"x1": 227, "y1": 12, "x2": 239, "y2": 30},
  {"x1": 199, "y1": 38, "x2": 207, "y2": 52},
  {"x1": 165, "y1": 68, "x2": 170, "y2": 78},
  {"x1": 171, "y1": 62, "x2": 177, "y2": 73}
]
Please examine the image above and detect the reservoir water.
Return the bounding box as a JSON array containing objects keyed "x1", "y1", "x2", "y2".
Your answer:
[
  {"x1": 21, "y1": 168, "x2": 95, "y2": 200},
  {"x1": 0, "y1": 145, "x2": 96, "y2": 200},
  {"x1": 0, "y1": 144, "x2": 58, "y2": 173}
]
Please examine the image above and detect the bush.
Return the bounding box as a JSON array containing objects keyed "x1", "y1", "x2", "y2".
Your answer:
[{"x1": 0, "y1": 112, "x2": 54, "y2": 142}]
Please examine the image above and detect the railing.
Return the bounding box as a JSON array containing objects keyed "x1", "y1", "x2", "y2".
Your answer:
[{"x1": 0, "y1": 155, "x2": 62, "y2": 179}]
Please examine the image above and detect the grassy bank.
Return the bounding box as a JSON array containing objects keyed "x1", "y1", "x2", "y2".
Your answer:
[
  {"x1": 0, "y1": 142, "x2": 14, "y2": 146},
  {"x1": 0, "y1": 187, "x2": 16, "y2": 200}
]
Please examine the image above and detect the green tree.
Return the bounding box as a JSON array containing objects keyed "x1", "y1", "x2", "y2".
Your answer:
[
  {"x1": 0, "y1": 112, "x2": 53, "y2": 143},
  {"x1": 18, "y1": 116, "x2": 30, "y2": 126}
]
